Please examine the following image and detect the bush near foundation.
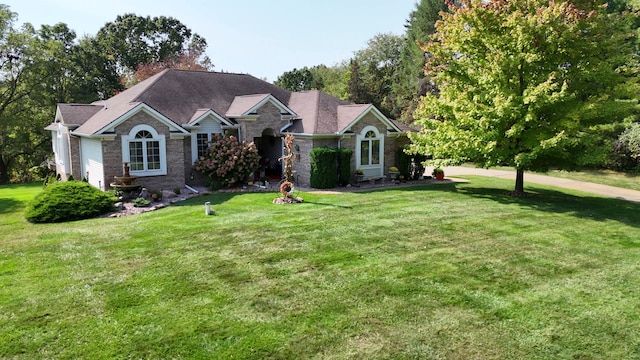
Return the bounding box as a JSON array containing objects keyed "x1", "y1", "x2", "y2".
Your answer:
[{"x1": 25, "y1": 181, "x2": 115, "y2": 223}]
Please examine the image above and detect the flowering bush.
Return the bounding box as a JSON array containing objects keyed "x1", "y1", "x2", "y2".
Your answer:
[{"x1": 194, "y1": 134, "x2": 260, "y2": 189}]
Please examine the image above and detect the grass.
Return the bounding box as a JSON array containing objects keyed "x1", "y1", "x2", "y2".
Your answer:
[
  {"x1": 1, "y1": 178, "x2": 640, "y2": 359},
  {"x1": 461, "y1": 163, "x2": 640, "y2": 191}
]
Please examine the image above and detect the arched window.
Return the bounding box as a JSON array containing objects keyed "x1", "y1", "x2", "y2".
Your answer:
[
  {"x1": 122, "y1": 125, "x2": 166, "y2": 176},
  {"x1": 360, "y1": 130, "x2": 381, "y2": 167},
  {"x1": 356, "y1": 126, "x2": 384, "y2": 178}
]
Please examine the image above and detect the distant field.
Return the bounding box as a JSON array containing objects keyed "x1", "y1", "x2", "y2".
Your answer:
[{"x1": 1, "y1": 178, "x2": 639, "y2": 359}]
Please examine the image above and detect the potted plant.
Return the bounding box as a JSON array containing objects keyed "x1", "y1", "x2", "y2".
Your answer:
[
  {"x1": 432, "y1": 167, "x2": 445, "y2": 180},
  {"x1": 388, "y1": 166, "x2": 400, "y2": 180},
  {"x1": 355, "y1": 169, "x2": 364, "y2": 183}
]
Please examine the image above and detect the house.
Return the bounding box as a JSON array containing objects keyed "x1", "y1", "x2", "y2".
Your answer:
[{"x1": 46, "y1": 69, "x2": 412, "y2": 191}]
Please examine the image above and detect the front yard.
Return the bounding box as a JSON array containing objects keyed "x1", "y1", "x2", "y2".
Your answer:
[{"x1": 1, "y1": 178, "x2": 639, "y2": 359}]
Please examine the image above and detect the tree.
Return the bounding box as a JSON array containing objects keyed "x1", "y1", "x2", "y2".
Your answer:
[
  {"x1": 274, "y1": 67, "x2": 323, "y2": 91},
  {"x1": 409, "y1": 0, "x2": 638, "y2": 195},
  {"x1": 351, "y1": 33, "x2": 404, "y2": 117},
  {"x1": 393, "y1": 0, "x2": 447, "y2": 123},
  {"x1": 95, "y1": 14, "x2": 211, "y2": 77},
  {"x1": 0, "y1": 6, "x2": 49, "y2": 184}
]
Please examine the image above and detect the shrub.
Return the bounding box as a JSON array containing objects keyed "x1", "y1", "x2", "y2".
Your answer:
[
  {"x1": 610, "y1": 123, "x2": 640, "y2": 171},
  {"x1": 132, "y1": 197, "x2": 151, "y2": 207},
  {"x1": 398, "y1": 146, "x2": 428, "y2": 179},
  {"x1": 194, "y1": 134, "x2": 260, "y2": 188},
  {"x1": 337, "y1": 148, "x2": 353, "y2": 186},
  {"x1": 25, "y1": 181, "x2": 115, "y2": 223},
  {"x1": 310, "y1": 147, "x2": 337, "y2": 189}
]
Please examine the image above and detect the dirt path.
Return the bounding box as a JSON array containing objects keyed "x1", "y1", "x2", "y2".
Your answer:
[{"x1": 443, "y1": 166, "x2": 640, "y2": 203}]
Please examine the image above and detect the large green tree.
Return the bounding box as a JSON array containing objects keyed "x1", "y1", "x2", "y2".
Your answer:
[
  {"x1": 0, "y1": 6, "x2": 49, "y2": 183},
  {"x1": 274, "y1": 67, "x2": 323, "y2": 91},
  {"x1": 350, "y1": 33, "x2": 404, "y2": 117},
  {"x1": 95, "y1": 14, "x2": 210, "y2": 77},
  {"x1": 409, "y1": 0, "x2": 638, "y2": 194}
]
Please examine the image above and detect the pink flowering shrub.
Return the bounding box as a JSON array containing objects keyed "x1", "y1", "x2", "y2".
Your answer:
[{"x1": 194, "y1": 134, "x2": 260, "y2": 188}]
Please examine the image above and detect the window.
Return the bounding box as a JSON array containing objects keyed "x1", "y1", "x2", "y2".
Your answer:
[
  {"x1": 356, "y1": 126, "x2": 384, "y2": 178},
  {"x1": 122, "y1": 125, "x2": 166, "y2": 176},
  {"x1": 360, "y1": 130, "x2": 381, "y2": 166},
  {"x1": 196, "y1": 133, "x2": 209, "y2": 157}
]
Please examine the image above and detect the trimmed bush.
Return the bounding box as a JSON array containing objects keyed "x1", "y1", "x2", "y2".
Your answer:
[
  {"x1": 337, "y1": 148, "x2": 353, "y2": 186},
  {"x1": 25, "y1": 181, "x2": 115, "y2": 223},
  {"x1": 310, "y1": 147, "x2": 338, "y2": 189}
]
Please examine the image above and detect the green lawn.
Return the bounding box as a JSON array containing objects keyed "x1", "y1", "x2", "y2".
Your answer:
[
  {"x1": 463, "y1": 164, "x2": 640, "y2": 191},
  {"x1": 1, "y1": 178, "x2": 640, "y2": 359}
]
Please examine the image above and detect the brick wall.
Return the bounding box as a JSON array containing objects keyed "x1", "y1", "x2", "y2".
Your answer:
[{"x1": 104, "y1": 111, "x2": 186, "y2": 191}]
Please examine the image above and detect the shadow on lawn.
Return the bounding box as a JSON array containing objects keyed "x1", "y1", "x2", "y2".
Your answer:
[
  {"x1": 0, "y1": 198, "x2": 22, "y2": 215},
  {"x1": 455, "y1": 184, "x2": 640, "y2": 228}
]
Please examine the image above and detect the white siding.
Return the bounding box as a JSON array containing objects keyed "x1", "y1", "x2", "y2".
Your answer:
[
  {"x1": 80, "y1": 138, "x2": 104, "y2": 190},
  {"x1": 54, "y1": 124, "x2": 70, "y2": 174}
]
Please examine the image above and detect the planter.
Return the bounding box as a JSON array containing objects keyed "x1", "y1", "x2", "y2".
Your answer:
[
  {"x1": 388, "y1": 171, "x2": 399, "y2": 181},
  {"x1": 355, "y1": 174, "x2": 364, "y2": 183},
  {"x1": 435, "y1": 173, "x2": 445, "y2": 181}
]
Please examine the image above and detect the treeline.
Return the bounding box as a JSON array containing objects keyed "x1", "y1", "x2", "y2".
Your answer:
[
  {"x1": 0, "y1": 5, "x2": 212, "y2": 184},
  {"x1": 275, "y1": 0, "x2": 640, "y2": 172}
]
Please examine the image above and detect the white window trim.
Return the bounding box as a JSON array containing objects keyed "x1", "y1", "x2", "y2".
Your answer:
[
  {"x1": 356, "y1": 125, "x2": 384, "y2": 178},
  {"x1": 121, "y1": 124, "x2": 167, "y2": 176},
  {"x1": 191, "y1": 132, "x2": 217, "y2": 164}
]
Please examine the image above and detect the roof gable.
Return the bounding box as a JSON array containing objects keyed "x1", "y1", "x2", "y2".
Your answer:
[
  {"x1": 337, "y1": 105, "x2": 404, "y2": 135},
  {"x1": 226, "y1": 94, "x2": 297, "y2": 119},
  {"x1": 185, "y1": 108, "x2": 234, "y2": 127},
  {"x1": 93, "y1": 103, "x2": 189, "y2": 136},
  {"x1": 56, "y1": 104, "x2": 103, "y2": 126}
]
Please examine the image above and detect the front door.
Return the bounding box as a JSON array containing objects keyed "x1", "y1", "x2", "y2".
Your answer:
[{"x1": 255, "y1": 128, "x2": 282, "y2": 180}]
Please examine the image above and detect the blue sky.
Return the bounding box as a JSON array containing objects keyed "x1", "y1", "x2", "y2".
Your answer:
[{"x1": 5, "y1": 0, "x2": 417, "y2": 82}]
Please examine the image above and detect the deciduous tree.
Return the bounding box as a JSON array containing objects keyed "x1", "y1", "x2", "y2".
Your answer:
[{"x1": 409, "y1": 0, "x2": 638, "y2": 195}]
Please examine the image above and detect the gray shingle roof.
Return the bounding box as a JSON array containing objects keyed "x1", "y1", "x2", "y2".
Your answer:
[{"x1": 53, "y1": 69, "x2": 407, "y2": 137}]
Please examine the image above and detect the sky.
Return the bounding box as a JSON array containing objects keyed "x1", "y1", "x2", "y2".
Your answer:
[{"x1": 4, "y1": 0, "x2": 418, "y2": 82}]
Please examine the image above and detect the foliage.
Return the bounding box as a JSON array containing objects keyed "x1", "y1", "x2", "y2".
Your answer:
[
  {"x1": 95, "y1": 13, "x2": 210, "y2": 76},
  {"x1": 132, "y1": 197, "x2": 151, "y2": 208},
  {"x1": 612, "y1": 122, "x2": 640, "y2": 170},
  {"x1": 393, "y1": 0, "x2": 448, "y2": 123},
  {"x1": 337, "y1": 147, "x2": 353, "y2": 186},
  {"x1": 409, "y1": 0, "x2": 639, "y2": 194},
  {"x1": 309, "y1": 147, "x2": 338, "y2": 188},
  {"x1": 398, "y1": 146, "x2": 428, "y2": 179},
  {"x1": 350, "y1": 33, "x2": 405, "y2": 118},
  {"x1": 274, "y1": 67, "x2": 323, "y2": 91},
  {"x1": 432, "y1": 167, "x2": 444, "y2": 176},
  {"x1": 24, "y1": 180, "x2": 115, "y2": 223},
  {"x1": 194, "y1": 134, "x2": 260, "y2": 189}
]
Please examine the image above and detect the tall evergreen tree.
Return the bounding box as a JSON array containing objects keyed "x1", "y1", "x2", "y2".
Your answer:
[{"x1": 393, "y1": 0, "x2": 447, "y2": 123}]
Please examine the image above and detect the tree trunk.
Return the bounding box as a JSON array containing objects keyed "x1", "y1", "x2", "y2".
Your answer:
[
  {"x1": 0, "y1": 155, "x2": 9, "y2": 184},
  {"x1": 514, "y1": 168, "x2": 525, "y2": 194}
]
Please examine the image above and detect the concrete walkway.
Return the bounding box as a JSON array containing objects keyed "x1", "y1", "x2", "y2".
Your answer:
[{"x1": 442, "y1": 166, "x2": 640, "y2": 203}]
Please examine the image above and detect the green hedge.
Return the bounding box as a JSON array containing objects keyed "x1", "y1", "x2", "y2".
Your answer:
[
  {"x1": 25, "y1": 181, "x2": 115, "y2": 223},
  {"x1": 310, "y1": 147, "x2": 337, "y2": 189},
  {"x1": 337, "y1": 148, "x2": 353, "y2": 186}
]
